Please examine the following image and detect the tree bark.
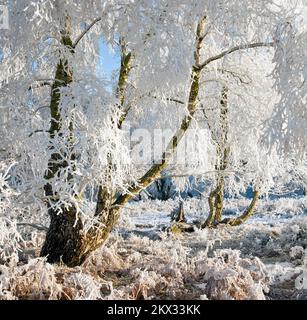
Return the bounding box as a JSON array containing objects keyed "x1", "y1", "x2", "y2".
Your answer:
[
  {"x1": 203, "y1": 177, "x2": 225, "y2": 227},
  {"x1": 41, "y1": 36, "x2": 132, "y2": 266},
  {"x1": 40, "y1": 16, "x2": 82, "y2": 265},
  {"x1": 202, "y1": 86, "x2": 229, "y2": 227},
  {"x1": 224, "y1": 190, "x2": 260, "y2": 226},
  {"x1": 109, "y1": 17, "x2": 207, "y2": 210},
  {"x1": 40, "y1": 208, "x2": 87, "y2": 266},
  {"x1": 41, "y1": 17, "x2": 207, "y2": 266}
]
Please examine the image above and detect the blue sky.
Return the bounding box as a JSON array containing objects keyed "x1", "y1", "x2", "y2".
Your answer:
[
  {"x1": 0, "y1": 31, "x2": 119, "y2": 91},
  {"x1": 97, "y1": 38, "x2": 119, "y2": 91}
]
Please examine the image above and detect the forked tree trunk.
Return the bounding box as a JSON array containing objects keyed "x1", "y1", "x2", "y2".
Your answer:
[
  {"x1": 202, "y1": 86, "x2": 229, "y2": 228},
  {"x1": 40, "y1": 38, "x2": 128, "y2": 266},
  {"x1": 40, "y1": 16, "x2": 82, "y2": 265},
  {"x1": 41, "y1": 17, "x2": 207, "y2": 266},
  {"x1": 41, "y1": 205, "x2": 121, "y2": 267},
  {"x1": 203, "y1": 178, "x2": 225, "y2": 227},
  {"x1": 201, "y1": 86, "x2": 260, "y2": 228}
]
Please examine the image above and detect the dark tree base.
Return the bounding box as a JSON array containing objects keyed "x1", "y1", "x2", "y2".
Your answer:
[{"x1": 40, "y1": 209, "x2": 88, "y2": 267}]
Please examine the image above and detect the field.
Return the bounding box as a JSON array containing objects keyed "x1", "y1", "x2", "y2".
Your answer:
[{"x1": 1, "y1": 196, "x2": 306, "y2": 300}]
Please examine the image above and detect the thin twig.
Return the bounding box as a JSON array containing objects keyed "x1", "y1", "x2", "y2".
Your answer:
[
  {"x1": 28, "y1": 81, "x2": 52, "y2": 91},
  {"x1": 147, "y1": 93, "x2": 185, "y2": 105},
  {"x1": 161, "y1": 170, "x2": 252, "y2": 179},
  {"x1": 17, "y1": 223, "x2": 48, "y2": 232},
  {"x1": 28, "y1": 130, "x2": 49, "y2": 138},
  {"x1": 73, "y1": 17, "x2": 102, "y2": 48}
]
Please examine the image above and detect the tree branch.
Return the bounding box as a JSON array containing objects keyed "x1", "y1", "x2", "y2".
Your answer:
[
  {"x1": 28, "y1": 81, "x2": 52, "y2": 91},
  {"x1": 118, "y1": 92, "x2": 185, "y2": 128},
  {"x1": 34, "y1": 106, "x2": 49, "y2": 113},
  {"x1": 147, "y1": 93, "x2": 185, "y2": 105},
  {"x1": 110, "y1": 16, "x2": 207, "y2": 210},
  {"x1": 225, "y1": 190, "x2": 260, "y2": 226},
  {"x1": 95, "y1": 38, "x2": 132, "y2": 217},
  {"x1": 116, "y1": 38, "x2": 132, "y2": 127},
  {"x1": 118, "y1": 104, "x2": 133, "y2": 129},
  {"x1": 216, "y1": 68, "x2": 252, "y2": 85},
  {"x1": 28, "y1": 129, "x2": 50, "y2": 138},
  {"x1": 160, "y1": 170, "x2": 249, "y2": 179},
  {"x1": 198, "y1": 42, "x2": 275, "y2": 70},
  {"x1": 72, "y1": 17, "x2": 102, "y2": 48},
  {"x1": 17, "y1": 222, "x2": 48, "y2": 232}
]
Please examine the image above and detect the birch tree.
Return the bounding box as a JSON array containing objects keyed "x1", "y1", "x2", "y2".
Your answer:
[{"x1": 0, "y1": 0, "x2": 306, "y2": 266}]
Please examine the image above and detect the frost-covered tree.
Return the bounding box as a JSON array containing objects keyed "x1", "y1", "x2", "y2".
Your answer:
[
  {"x1": 196, "y1": 50, "x2": 278, "y2": 227},
  {"x1": 0, "y1": 0, "x2": 306, "y2": 266}
]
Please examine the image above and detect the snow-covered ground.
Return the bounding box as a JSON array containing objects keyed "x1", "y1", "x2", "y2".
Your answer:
[
  {"x1": 0, "y1": 197, "x2": 306, "y2": 300},
  {"x1": 118, "y1": 196, "x2": 307, "y2": 299}
]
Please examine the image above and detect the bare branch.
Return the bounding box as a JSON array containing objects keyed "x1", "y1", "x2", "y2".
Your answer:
[
  {"x1": 147, "y1": 93, "x2": 185, "y2": 105},
  {"x1": 216, "y1": 68, "x2": 252, "y2": 84},
  {"x1": 161, "y1": 170, "x2": 249, "y2": 179},
  {"x1": 198, "y1": 42, "x2": 275, "y2": 70},
  {"x1": 17, "y1": 222, "x2": 48, "y2": 232},
  {"x1": 28, "y1": 81, "x2": 52, "y2": 91},
  {"x1": 73, "y1": 17, "x2": 102, "y2": 48},
  {"x1": 28, "y1": 129, "x2": 49, "y2": 138},
  {"x1": 34, "y1": 105, "x2": 49, "y2": 113}
]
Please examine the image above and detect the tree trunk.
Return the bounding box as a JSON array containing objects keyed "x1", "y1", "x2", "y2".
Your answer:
[
  {"x1": 40, "y1": 16, "x2": 85, "y2": 266},
  {"x1": 203, "y1": 177, "x2": 225, "y2": 227},
  {"x1": 41, "y1": 17, "x2": 207, "y2": 267},
  {"x1": 171, "y1": 201, "x2": 186, "y2": 223},
  {"x1": 40, "y1": 207, "x2": 87, "y2": 267},
  {"x1": 41, "y1": 34, "x2": 131, "y2": 266},
  {"x1": 214, "y1": 179, "x2": 225, "y2": 222},
  {"x1": 41, "y1": 205, "x2": 119, "y2": 267},
  {"x1": 203, "y1": 189, "x2": 218, "y2": 227},
  {"x1": 202, "y1": 86, "x2": 229, "y2": 228}
]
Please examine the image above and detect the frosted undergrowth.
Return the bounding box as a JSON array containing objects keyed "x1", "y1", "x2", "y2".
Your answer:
[
  {"x1": 0, "y1": 217, "x2": 23, "y2": 266},
  {"x1": 98, "y1": 235, "x2": 270, "y2": 300},
  {"x1": 0, "y1": 258, "x2": 61, "y2": 300},
  {"x1": 200, "y1": 249, "x2": 269, "y2": 300},
  {"x1": 0, "y1": 197, "x2": 306, "y2": 300},
  {"x1": 0, "y1": 163, "x2": 23, "y2": 265},
  {"x1": 0, "y1": 232, "x2": 271, "y2": 300}
]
